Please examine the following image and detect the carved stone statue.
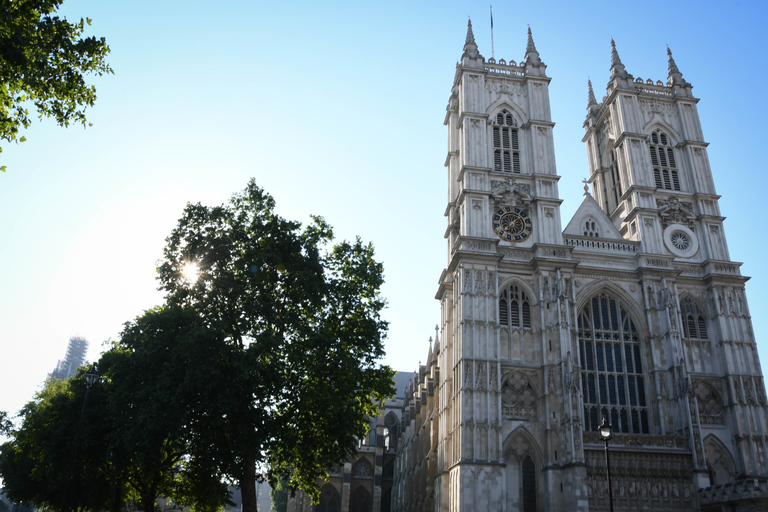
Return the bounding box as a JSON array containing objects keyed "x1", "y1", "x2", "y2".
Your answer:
[
  {"x1": 491, "y1": 177, "x2": 532, "y2": 208},
  {"x1": 657, "y1": 196, "x2": 695, "y2": 228}
]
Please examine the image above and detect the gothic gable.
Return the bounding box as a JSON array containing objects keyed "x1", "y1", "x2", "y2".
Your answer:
[{"x1": 563, "y1": 193, "x2": 623, "y2": 240}]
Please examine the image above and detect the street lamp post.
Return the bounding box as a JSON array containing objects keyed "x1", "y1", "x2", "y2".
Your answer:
[
  {"x1": 598, "y1": 417, "x2": 615, "y2": 512},
  {"x1": 63, "y1": 365, "x2": 101, "y2": 511}
]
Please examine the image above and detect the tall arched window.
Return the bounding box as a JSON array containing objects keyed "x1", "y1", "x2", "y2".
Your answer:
[
  {"x1": 522, "y1": 456, "x2": 537, "y2": 512},
  {"x1": 578, "y1": 292, "x2": 649, "y2": 434},
  {"x1": 649, "y1": 129, "x2": 680, "y2": 191},
  {"x1": 499, "y1": 284, "x2": 531, "y2": 328},
  {"x1": 493, "y1": 110, "x2": 520, "y2": 173},
  {"x1": 680, "y1": 296, "x2": 708, "y2": 341}
]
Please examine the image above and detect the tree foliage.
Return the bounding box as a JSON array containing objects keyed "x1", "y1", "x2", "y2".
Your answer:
[
  {"x1": 0, "y1": 410, "x2": 12, "y2": 436},
  {"x1": 157, "y1": 180, "x2": 394, "y2": 509},
  {"x1": 0, "y1": 374, "x2": 116, "y2": 512},
  {"x1": 98, "y1": 305, "x2": 231, "y2": 512},
  {"x1": 0, "y1": 309, "x2": 230, "y2": 512},
  {"x1": 270, "y1": 477, "x2": 288, "y2": 512},
  {"x1": 0, "y1": 0, "x2": 112, "y2": 167}
]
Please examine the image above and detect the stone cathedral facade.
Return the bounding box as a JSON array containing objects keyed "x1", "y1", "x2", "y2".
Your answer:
[{"x1": 391, "y1": 22, "x2": 768, "y2": 512}]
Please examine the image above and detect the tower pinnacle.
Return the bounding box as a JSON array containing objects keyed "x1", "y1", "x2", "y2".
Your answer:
[
  {"x1": 667, "y1": 46, "x2": 685, "y2": 85},
  {"x1": 465, "y1": 19, "x2": 476, "y2": 45},
  {"x1": 462, "y1": 19, "x2": 479, "y2": 59},
  {"x1": 526, "y1": 26, "x2": 537, "y2": 53},
  {"x1": 587, "y1": 79, "x2": 597, "y2": 106},
  {"x1": 525, "y1": 26, "x2": 541, "y2": 65},
  {"x1": 610, "y1": 39, "x2": 628, "y2": 78}
]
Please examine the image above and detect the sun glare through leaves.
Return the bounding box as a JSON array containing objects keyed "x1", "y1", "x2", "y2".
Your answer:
[{"x1": 182, "y1": 262, "x2": 200, "y2": 283}]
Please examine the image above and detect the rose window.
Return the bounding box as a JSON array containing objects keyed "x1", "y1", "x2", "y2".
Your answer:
[{"x1": 670, "y1": 231, "x2": 690, "y2": 251}]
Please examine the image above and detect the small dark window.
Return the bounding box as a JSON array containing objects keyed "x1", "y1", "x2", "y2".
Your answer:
[{"x1": 522, "y1": 456, "x2": 537, "y2": 512}]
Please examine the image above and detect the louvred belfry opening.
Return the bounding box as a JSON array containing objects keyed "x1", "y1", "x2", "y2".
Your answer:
[{"x1": 493, "y1": 110, "x2": 520, "y2": 173}]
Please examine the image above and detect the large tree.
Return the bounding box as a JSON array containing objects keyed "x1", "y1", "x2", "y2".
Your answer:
[
  {"x1": 157, "y1": 180, "x2": 394, "y2": 512},
  {"x1": 0, "y1": 0, "x2": 112, "y2": 168}
]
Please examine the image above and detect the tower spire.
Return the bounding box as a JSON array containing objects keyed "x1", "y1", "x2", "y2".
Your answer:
[
  {"x1": 466, "y1": 18, "x2": 476, "y2": 45},
  {"x1": 525, "y1": 26, "x2": 541, "y2": 65},
  {"x1": 610, "y1": 38, "x2": 628, "y2": 78},
  {"x1": 667, "y1": 46, "x2": 685, "y2": 85},
  {"x1": 462, "y1": 19, "x2": 480, "y2": 59}
]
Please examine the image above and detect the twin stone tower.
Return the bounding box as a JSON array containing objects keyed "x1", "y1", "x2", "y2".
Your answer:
[{"x1": 392, "y1": 22, "x2": 768, "y2": 512}]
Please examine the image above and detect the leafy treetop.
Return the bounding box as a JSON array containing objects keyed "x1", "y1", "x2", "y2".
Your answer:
[{"x1": 0, "y1": 0, "x2": 112, "y2": 170}]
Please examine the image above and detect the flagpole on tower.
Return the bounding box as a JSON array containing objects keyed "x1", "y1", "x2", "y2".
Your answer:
[{"x1": 490, "y1": 5, "x2": 495, "y2": 60}]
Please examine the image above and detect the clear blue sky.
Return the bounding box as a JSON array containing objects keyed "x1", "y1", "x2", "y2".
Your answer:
[{"x1": 1, "y1": 0, "x2": 767, "y2": 421}]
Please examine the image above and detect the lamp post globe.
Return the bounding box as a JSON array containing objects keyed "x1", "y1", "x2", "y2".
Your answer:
[
  {"x1": 84, "y1": 366, "x2": 100, "y2": 389},
  {"x1": 598, "y1": 416, "x2": 613, "y2": 441}
]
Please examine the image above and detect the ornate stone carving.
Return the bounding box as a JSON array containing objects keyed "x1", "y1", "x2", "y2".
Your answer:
[
  {"x1": 464, "y1": 362, "x2": 473, "y2": 389},
  {"x1": 657, "y1": 197, "x2": 695, "y2": 228},
  {"x1": 501, "y1": 371, "x2": 536, "y2": 417},
  {"x1": 563, "y1": 351, "x2": 577, "y2": 392},
  {"x1": 498, "y1": 248, "x2": 530, "y2": 260},
  {"x1": 463, "y1": 269, "x2": 472, "y2": 293},
  {"x1": 491, "y1": 177, "x2": 532, "y2": 208},
  {"x1": 585, "y1": 450, "x2": 695, "y2": 511},
  {"x1": 694, "y1": 381, "x2": 725, "y2": 425},
  {"x1": 475, "y1": 362, "x2": 486, "y2": 390},
  {"x1": 474, "y1": 270, "x2": 486, "y2": 295},
  {"x1": 353, "y1": 458, "x2": 372, "y2": 477},
  {"x1": 744, "y1": 377, "x2": 756, "y2": 405},
  {"x1": 487, "y1": 361, "x2": 496, "y2": 390},
  {"x1": 507, "y1": 435, "x2": 530, "y2": 457}
]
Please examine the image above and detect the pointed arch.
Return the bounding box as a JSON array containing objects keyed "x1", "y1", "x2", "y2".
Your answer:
[
  {"x1": 383, "y1": 411, "x2": 399, "y2": 451},
  {"x1": 502, "y1": 426, "x2": 542, "y2": 463},
  {"x1": 703, "y1": 434, "x2": 736, "y2": 486},
  {"x1": 349, "y1": 485, "x2": 372, "y2": 512},
  {"x1": 575, "y1": 280, "x2": 647, "y2": 336},
  {"x1": 642, "y1": 120, "x2": 682, "y2": 143},
  {"x1": 503, "y1": 427, "x2": 542, "y2": 512},
  {"x1": 486, "y1": 100, "x2": 528, "y2": 125},
  {"x1": 315, "y1": 483, "x2": 341, "y2": 512}
]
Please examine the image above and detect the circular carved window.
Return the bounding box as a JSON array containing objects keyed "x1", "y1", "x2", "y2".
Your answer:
[{"x1": 663, "y1": 224, "x2": 698, "y2": 258}]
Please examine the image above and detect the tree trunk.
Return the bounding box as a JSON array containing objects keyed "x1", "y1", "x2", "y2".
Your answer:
[
  {"x1": 142, "y1": 494, "x2": 156, "y2": 512},
  {"x1": 110, "y1": 480, "x2": 123, "y2": 512},
  {"x1": 240, "y1": 456, "x2": 259, "y2": 512}
]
